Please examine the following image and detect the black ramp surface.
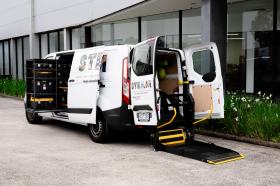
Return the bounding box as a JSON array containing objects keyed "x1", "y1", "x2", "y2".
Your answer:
[{"x1": 165, "y1": 140, "x2": 244, "y2": 164}]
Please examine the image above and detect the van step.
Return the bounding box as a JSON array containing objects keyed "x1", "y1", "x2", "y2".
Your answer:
[{"x1": 158, "y1": 128, "x2": 186, "y2": 146}]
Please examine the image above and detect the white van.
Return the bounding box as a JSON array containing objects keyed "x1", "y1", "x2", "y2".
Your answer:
[{"x1": 25, "y1": 36, "x2": 224, "y2": 146}]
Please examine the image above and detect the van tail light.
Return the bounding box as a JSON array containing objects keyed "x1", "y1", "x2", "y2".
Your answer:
[{"x1": 122, "y1": 57, "x2": 130, "y2": 105}]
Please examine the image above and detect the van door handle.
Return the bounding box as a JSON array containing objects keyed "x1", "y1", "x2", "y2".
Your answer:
[
  {"x1": 98, "y1": 80, "x2": 105, "y2": 88},
  {"x1": 69, "y1": 79, "x2": 75, "y2": 83}
]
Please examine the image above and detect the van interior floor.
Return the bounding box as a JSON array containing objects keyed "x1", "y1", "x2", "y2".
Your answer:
[{"x1": 164, "y1": 140, "x2": 244, "y2": 165}]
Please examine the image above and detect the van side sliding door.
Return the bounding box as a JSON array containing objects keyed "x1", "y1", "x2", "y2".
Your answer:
[{"x1": 68, "y1": 50, "x2": 102, "y2": 124}]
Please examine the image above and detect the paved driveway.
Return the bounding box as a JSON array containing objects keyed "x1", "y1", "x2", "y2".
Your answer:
[{"x1": 0, "y1": 96, "x2": 279, "y2": 186}]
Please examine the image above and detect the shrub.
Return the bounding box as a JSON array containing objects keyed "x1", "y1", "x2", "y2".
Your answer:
[
  {"x1": 201, "y1": 91, "x2": 280, "y2": 142},
  {"x1": 0, "y1": 78, "x2": 25, "y2": 98}
]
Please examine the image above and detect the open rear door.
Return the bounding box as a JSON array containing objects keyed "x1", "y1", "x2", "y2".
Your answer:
[
  {"x1": 130, "y1": 37, "x2": 160, "y2": 126},
  {"x1": 184, "y1": 43, "x2": 224, "y2": 119},
  {"x1": 68, "y1": 49, "x2": 102, "y2": 124}
]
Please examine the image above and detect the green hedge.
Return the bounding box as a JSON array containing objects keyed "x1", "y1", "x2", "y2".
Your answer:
[
  {"x1": 201, "y1": 91, "x2": 280, "y2": 142},
  {"x1": 0, "y1": 78, "x2": 25, "y2": 98}
]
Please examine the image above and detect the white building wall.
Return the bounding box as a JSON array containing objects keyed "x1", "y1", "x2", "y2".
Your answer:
[
  {"x1": 0, "y1": 0, "x2": 144, "y2": 40},
  {"x1": 0, "y1": 0, "x2": 29, "y2": 40}
]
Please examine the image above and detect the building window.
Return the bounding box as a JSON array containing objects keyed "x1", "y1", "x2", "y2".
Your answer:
[
  {"x1": 141, "y1": 12, "x2": 179, "y2": 48},
  {"x1": 182, "y1": 8, "x2": 202, "y2": 48},
  {"x1": 40, "y1": 30, "x2": 64, "y2": 58},
  {"x1": 0, "y1": 42, "x2": 3, "y2": 75},
  {"x1": 0, "y1": 40, "x2": 11, "y2": 76},
  {"x1": 113, "y1": 18, "x2": 138, "y2": 45},
  {"x1": 23, "y1": 37, "x2": 30, "y2": 79},
  {"x1": 71, "y1": 27, "x2": 84, "y2": 49},
  {"x1": 91, "y1": 23, "x2": 112, "y2": 46},
  {"x1": 4, "y1": 41, "x2": 10, "y2": 76},
  {"x1": 14, "y1": 36, "x2": 29, "y2": 79},
  {"x1": 91, "y1": 18, "x2": 138, "y2": 47},
  {"x1": 59, "y1": 30, "x2": 64, "y2": 51},
  {"x1": 49, "y1": 32, "x2": 58, "y2": 53},
  {"x1": 40, "y1": 33, "x2": 48, "y2": 58},
  {"x1": 16, "y1": 38, "x2": 23, "y2": 79},
  {"x1": 227, "y1": 0, "x2": 273, "y2": 93}
]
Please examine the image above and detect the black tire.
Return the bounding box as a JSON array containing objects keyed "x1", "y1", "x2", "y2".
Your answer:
[
  {"x1": 88, "y1": 112, "x2": 108, "y2": 143},
  {"x1": 25, "y1": 110, "x2": 43, "y2": 124}
]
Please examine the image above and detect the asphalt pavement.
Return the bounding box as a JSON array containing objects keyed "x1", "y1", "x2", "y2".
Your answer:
[{"x1": 0, "y1": 96, "x2": 280, "y2": 186}]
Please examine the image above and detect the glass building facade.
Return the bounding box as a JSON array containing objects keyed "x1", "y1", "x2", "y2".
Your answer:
[
  {"x1": 0, "y1": 0, "x2": 280, "y2": 95},
  {"x1": 227, "y1": 0, "x2": 274, "y2": 94},
  {"x1": 39, "y1": 30, "x2": 64, "y2": 58}
]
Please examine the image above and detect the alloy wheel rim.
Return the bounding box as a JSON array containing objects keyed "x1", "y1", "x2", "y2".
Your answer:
[
  {"x1": 90, "y1": 120, "x2": 102, "y2": 136},
  {"x1": 27, "y1": 112, "x2": 35, "y2": 120}
]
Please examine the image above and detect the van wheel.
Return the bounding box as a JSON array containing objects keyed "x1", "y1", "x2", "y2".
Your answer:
[
  {"x1": 25, "y1": 110, "x2": 42, "y2": 124},
  {"x1": 88, "y1": 113, "x2": 108, "y2": 143}
]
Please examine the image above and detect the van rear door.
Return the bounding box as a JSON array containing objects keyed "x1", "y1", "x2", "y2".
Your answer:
[
  {"x1": 184, "y1": 43, "x2": 224, "y2": 119},
  {"x1": 68, "y1": 49, "x2": 102, "y2": 124},
  {"x1": 130, "y1": 37, "x2": 160, "y2": 126}
]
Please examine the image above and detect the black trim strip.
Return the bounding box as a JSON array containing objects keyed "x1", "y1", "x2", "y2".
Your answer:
[
  {"x1": 21, "y1": 38, "x2": 24, "y2": 79},
  {"x1": 47, "y1": 32, "x2": 50, "y2": 53},
  {"x1": 8, "y1": 40, "x2": 11, "y2": 75},
  {"x1": 68, "y1": 108, "x2": 93, "y2": 114},
  {"x1": 2, "y1": 42, "x2": 5, "y2": 75},
  {"x1": 138, "y1": 17, "x2": 141, "y2": 42},
  {"x1": 133, "y1": 105, "x2": 153, "y2": 111},
  {"x1": 179, "y1": 10, "x2": 182, "y2": 50},
  {"x1": 39, "y1": 33, "x2": 42, "y2": 58},
  {"x1": 15, "y1": 39, "x2": 18, "y2": 79},
  {"x1": 272, "y1": 0, "x2": 278, "y2": 94},
  {"x1": 69, "y1": 28, "x2": 73, "y2": 50},
  {"x1": 57, "y1": 31, "x2": 60, "y2": 51}
]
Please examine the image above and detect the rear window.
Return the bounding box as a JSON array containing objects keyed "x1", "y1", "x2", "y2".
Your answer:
[
  {"x1": 132, "y1": 41, "x2": 155, "y2": 76},
  {"x1": 192, "y1": 49, "x2": 215, "y2": 76}
]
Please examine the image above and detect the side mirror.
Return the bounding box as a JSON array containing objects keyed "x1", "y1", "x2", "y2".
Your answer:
[{"x1": 202, "y1": 72, "x2": 216, "y2": 82}]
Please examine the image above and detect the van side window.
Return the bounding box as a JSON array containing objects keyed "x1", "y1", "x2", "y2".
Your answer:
[
  {"x1": 132, "y1": 42, "x2": 154, "y2": 76},
  {"x1": 101, "y1": 55, "x2": 107, "y2": 72}
]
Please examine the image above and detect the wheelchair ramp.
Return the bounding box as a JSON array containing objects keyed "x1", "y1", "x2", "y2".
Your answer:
[{"x1": 165, "y1": 140, "x2": 244, "y2": 165}]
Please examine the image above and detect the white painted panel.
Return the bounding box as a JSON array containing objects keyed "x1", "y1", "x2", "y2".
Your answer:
[
  {"x1": 34, "y1": 0, "x2": 144, "y2": 33},
  {"x1": 0, "y1": 0, "x2": 29, "y2": 39}
]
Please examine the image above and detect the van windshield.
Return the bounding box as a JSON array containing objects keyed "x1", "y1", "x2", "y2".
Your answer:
[{"x1": 132, "y1": 41, "x2": 155, "y2": 76}]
